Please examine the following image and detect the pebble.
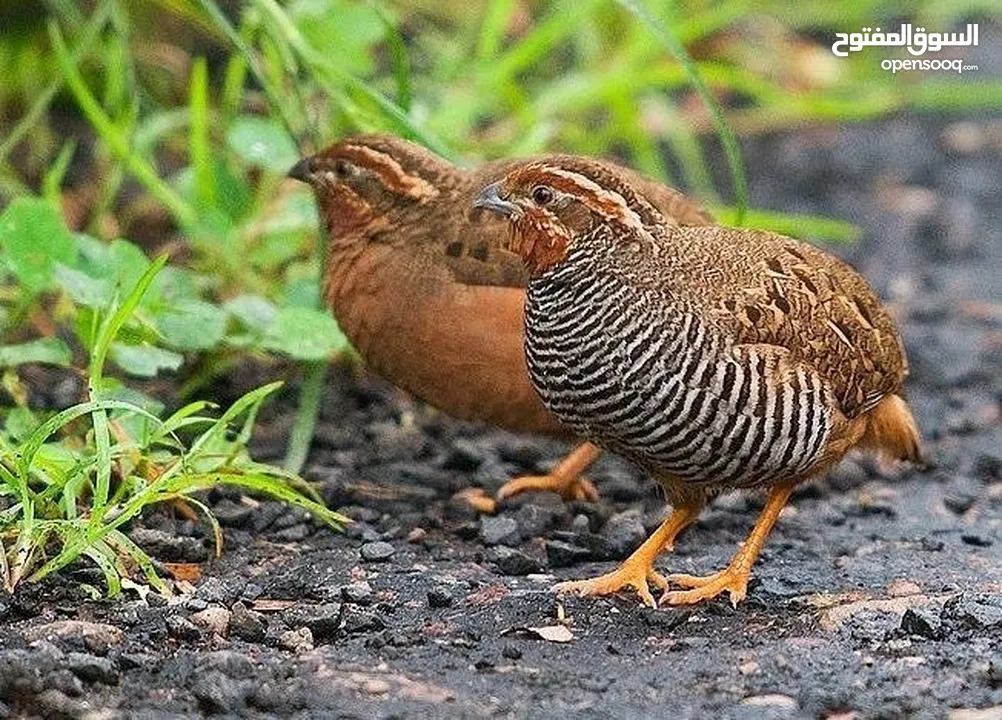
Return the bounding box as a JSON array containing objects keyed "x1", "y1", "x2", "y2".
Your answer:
[
  {"x1": 192, "y1": 670, "x2": 248, "y2": 714},
  {"x1": 600, "y1": 509, "x2": 647, "y2": 557},
  {"x1": 427, "y1": 587, "x2": 455, "y2": 608},
  {"x1": 165, "y1": 615, "x2": 202, "y2": 642},
  {"x1": 342, "y1": 581, "x2": 374, "y2": 605},
  {"x1": 545, "y1": 540, "x2": 592, "y2": 568},
  {"x1": 491, "y1": 546, "x2": 544, "y2": 576},
  {"x1": 66, "y1": 652, "x2": 118, "y2": 685},
  {"x1": 199, "y1": 650, "x2": 256, "y2": 679},
  {"x1": 901, "y1": 607, "x2": 943, "y2": 639},
  {"x1": 278, "y1": 627, "x2": 314, "y2": 653},
  {"x1": 943, "y1": 594, "x2": 1002, "y2": 631},
  {"x1": 22, "y1": 620, "x2": 123, "y2": 647},
  {"x1": 360, "y1": 541, "x2": 396, "y2": 561},
  {"x1": 480, "y1": 516, "x2": 521, "y2": 546},
  {"x1": 229, "y1": 602, "x2": 267, "y2": 643},
  {"x1": 190, "y1": 607, "x2": 232, "y2": 637},
  {"x1": 129, "y1": 527, "x2": 209, "y2": 563},
  {"x1": 286, "y1": 603, "x2": 343, "y2": 640}
]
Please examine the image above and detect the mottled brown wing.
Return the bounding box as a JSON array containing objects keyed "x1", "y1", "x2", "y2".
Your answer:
[
  {"x1": 441, "y1": 160, "x2": 714, "y2": 289},
  {"x1": 662, "y1": 226, "x2": 908, "y2": 418}
]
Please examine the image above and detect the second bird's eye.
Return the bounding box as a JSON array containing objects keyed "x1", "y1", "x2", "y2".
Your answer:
[
  {"x1": 334, "y1": 159, "x2": 355, "y2": 178},
  {"x1": 531, "y1": 186, "x2": 554, "y2": 205}
]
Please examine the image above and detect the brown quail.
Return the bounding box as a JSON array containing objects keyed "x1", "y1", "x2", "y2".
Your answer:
[
  {"x1": 288, "y1": 135, "x2": 713, "y2": 508},
  {"x1": 474, "y1": 157, "x2": 922, "y2": 607}
]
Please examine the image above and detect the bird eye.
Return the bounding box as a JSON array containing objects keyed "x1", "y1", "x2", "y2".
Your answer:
[
  {"x1": 531, "y1": 185, "x2": 554, "y2": 206},
  {"x1": 334, "y1": 159, "x2": 355, "y2": 178}
]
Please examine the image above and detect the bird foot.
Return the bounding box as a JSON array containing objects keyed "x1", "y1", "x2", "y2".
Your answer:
[
  {"x1": 497, "y1": 473, "x2": 599, "y2": 502},
  {"x1": 554, "y1": 564, "x2": 668, "y2": 608},
  {"x1": 661, "y1": 567, "x2": 750, "y2": 607},
  {"x1": 454, "y1": 488, "x2": 497, "y2": 514}
]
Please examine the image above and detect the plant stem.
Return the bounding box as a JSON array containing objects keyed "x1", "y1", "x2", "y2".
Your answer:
[{"x1": 283, "y1": 360, "x2": 327, "y2": 474}]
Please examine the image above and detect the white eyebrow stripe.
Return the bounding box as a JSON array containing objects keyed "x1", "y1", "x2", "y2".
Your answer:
[
  {"x1": 342, "y1": 145, "x2": 439, "y2": 200},
  {"x1": 536, "y1": 166, "x2": 648, "y2": 234}
]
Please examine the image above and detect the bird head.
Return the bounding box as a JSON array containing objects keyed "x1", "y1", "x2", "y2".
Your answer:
[
  {"x1": 473, "y1": 157, "x2": 663, "y2": 276},
  {"x1": 288, "y1": 135, "x2": 450, "y2": 240}
]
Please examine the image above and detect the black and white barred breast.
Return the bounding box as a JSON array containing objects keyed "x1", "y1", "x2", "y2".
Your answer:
[{"x1": 523, "y1": 250, "x2": 834, "y2": 490}]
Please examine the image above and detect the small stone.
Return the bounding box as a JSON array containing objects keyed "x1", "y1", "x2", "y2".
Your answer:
[
  {"x1": 341, "y1": 606, "x2": 384, "y2": 634},
  {"x1": 407, "y1": 527, "x2": 427, "y2": 542},
  {"x1": 514, "y1": 503, "x2": 558, "y2": 538},
  {"x1": 293, "y1": 603, "x2": 344, "y2": 640},
  {"x1": 740, "y1": 694, "x2": 798, "y2": 712},
  {"x1": 130, "y1": 527, "x2": 209, "y2": 563},
  {"x1": 44, "y1": 669, "x2": 84, "y2": 697},
  {"x1": 360, "y1": 541, "x2": 396, "y2": 562},
  {"x1": 212, "y1": 499, "x2": 253, "y2": 527},
  {"x1": 65, "y1": 652, "x2": 118, "y2": 685},
  {"x1": 491, "y1": 546, "x2": 544, "y2": 576},
  {"x1": 571, "y1": 514, "x2": 591, "y2": 533},
  {"x1": 22, "y1": 620, "x2": 123, "y2": 647},
  {"x1": 738, "y1": 659, "x2": 761, "y2": 675},
  {"x1": 192, "y1": 670, "x2": 248, "y2": 714},
  {"x1": 444, "y1": 439, "x2": 487, "y2": 471},
  {"x1": 479, "y1": 516, "x2": 521, "y2": 546},
  {"x1": 545, "y1": 540, "x2": 592, "y2": 568},
  {"x1": 165, "y1": 615, "x2": 202, "y2": 642},
  {"x1": 278, "y1": 627, "x2": 314, "y2": 653},
  {"x1": 427, "y1": 587, "x2": 454, "y2": 608},
  {"x1": 229, "y1": 602, "x2": 267, "y2": 643},
  {"x1": 961, "y1": 533, "x2": 993, "y2": 547},
  {"x1": 191, "y1": 607, "x2": 231, "y2": 637},
  {"x1": 240, "y1": 582, "x2": 264, "y2": 601},
  {"x1": 600, "y1": 509, "x2": 647, "y2": 557},
  {"x1": 943, "y1": 594, "x2": 1002, "y2": 630},
  {"x1": 199, "y1": 651, "x2": 255, "y2": 679},
  {"x1": 342, "y1": 581, "x2": 374, "y2": 605},
  {"x1": 361, "y1": 678, "x2": 391, "y2": 695},
  {"x1": 901, "y1": 607, "x2": 943, "y2": 639},
  {"x1": 502, "y1": 644, "x2": 522, "y2": 660}
]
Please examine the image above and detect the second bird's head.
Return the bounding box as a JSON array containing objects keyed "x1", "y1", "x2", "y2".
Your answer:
[
  {"x1": 288, "y1": 135, "x2": 454, "y2": 239},
  {"x1": 474, "y1": 158, "x2": 663, "y2": 276}
]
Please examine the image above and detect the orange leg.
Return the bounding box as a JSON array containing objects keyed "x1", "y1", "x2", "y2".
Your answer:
[
  {"x1": 496, "y1": 442, "x2": 602, "y2": 502},
  {"x1": 554, "y1": 502, "x2": 703, "y2": 607},
  {"x1": 662, "y1": 480, "x2": 797, "y2": 608}
]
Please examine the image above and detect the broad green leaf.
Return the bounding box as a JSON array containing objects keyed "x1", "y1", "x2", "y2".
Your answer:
[
  {"x1": 262, "y1": 306, "x2": 348, "y2": 360},
  {"x1": 226, "y1": 116, "x2": 299, "y2": 174},
  {"x1": 289, "y1": 0, "x2": 385, "y2": 75},
  {"x1": 0, "y1": 197, "x2": 76, "y2": 294},
  {"x1": 225, "y1": 294, "x2": 278, "y2": 334},
  {"x1": 256, "y1": 191, "x2": 319, "y2": 235},
  {"x1": 0, "y1": 338, "x2": 72, "y2": 368},
  {"x1": 54, "y1": 264, "x2": 113, "y2": 308},
  {"x1": 152, "y1": 298, "x2": 227, "y2": 350},
  {"x1": 109, "y1": 343, "x2": 184, "y2": 378}
]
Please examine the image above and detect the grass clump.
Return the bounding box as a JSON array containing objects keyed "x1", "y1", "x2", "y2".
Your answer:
[{"x1": 0, "y1": 198, "x2": 346, "y2": 597}]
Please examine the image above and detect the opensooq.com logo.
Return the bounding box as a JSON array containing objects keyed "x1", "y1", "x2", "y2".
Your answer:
[{"x1": 831, "y1": 24, "x2": 980, "y2": 74}]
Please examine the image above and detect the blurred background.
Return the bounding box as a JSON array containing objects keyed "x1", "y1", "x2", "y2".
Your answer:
[{"x1": 0, "y1": 3, "x2": 1000, "y2": 711}]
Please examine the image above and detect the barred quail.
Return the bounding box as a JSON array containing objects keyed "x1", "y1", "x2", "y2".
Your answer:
[{"x1": 474, "y1": 157, "x2": 922, "y2": 606}]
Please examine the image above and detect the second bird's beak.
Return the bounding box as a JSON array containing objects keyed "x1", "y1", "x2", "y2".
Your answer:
[
  {"x1": 287, "y1": 156, "x2": 316, "y2": 183},
  {"x1": 474, "y1": 182, "x2": 521, "y2": 217}
]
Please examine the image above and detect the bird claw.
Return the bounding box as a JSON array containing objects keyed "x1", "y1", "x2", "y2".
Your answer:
[
  {"x1": 496, "y1": 473, "x2": 599, "y2": 502},
  {"x1": 554, "y1": 566, "x2": 668, "y2": 608},
  {"x1": 661, "y1": 568, "x2": 749, "y2": 607},
  {"x1": 454, "y1": 488, "x2": 497, "y2": 514}
]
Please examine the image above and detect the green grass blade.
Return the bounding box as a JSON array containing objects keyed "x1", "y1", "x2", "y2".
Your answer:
[
  {"x1": 283, "y1": 359, "x2": 326, "y2": 474},
  {"x1": 188, "y1": 57, "x2": 217, "y2": 209},
  {"x1": 613, "y1": 0, "x2": 749, "y2": 223},
  {"x1": 49, "y1": 22, "x2": 199, "y2": 230}
]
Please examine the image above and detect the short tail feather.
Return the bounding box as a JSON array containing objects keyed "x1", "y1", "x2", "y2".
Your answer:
[{"x1": 857, "y1": 394, "x2": 924, "y2": 466}]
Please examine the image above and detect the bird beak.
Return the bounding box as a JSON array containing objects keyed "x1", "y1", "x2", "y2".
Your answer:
[
  {"x1": 287, "y1": 156, "x2": 316, "y2": 183},
  {"x1": 474, "y1": 182, "x2": 521, "y2": 217}
]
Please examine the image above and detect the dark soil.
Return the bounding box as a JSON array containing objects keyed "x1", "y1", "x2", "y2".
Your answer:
[{"x1": 3, "y1": 116, "x2": 1001, "y2": 719}]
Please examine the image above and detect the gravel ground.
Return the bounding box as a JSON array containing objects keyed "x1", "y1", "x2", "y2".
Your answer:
[{"x1": 1, "y1": 116, "x2": 1000, "y2": 719}]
